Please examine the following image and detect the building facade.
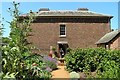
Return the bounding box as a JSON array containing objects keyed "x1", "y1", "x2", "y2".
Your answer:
[
  {"x1": 110, "y1": 33, "x2": 120, "y2": 49},
  {"x1": 96, "y1": 30, "x2": 120, "y2": 50},
  {"x1": 21, "y1": 8, "x2": 113, "y2": 56}
]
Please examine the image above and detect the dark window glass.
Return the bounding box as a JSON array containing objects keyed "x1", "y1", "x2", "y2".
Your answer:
[{"x1": 60, "y1": 25, "x2": 66, "y2": 35}]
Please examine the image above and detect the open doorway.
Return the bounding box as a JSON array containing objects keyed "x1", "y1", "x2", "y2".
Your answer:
[{"x1": 58, "y1": 44, "x2": 68, "y2": 58}]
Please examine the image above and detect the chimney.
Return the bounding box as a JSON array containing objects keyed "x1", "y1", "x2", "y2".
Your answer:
[
  {"x1": 77, "y1": 8, "x2": 89, "y2": 11},
  {"x1": 30, "y1": 10, "x2": 33, "y2": 13},
  {"x1": 39, "y1": 8, "x2": 50, "y2": 11}
]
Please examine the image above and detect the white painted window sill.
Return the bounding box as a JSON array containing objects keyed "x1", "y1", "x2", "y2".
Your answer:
[{"x1": 59, "y1": 35, "x2": 66, "y2": 38}]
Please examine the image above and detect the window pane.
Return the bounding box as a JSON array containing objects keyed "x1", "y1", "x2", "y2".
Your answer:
[{"x1": 60, "y1": 25, "x2": 66, "y2": 35}]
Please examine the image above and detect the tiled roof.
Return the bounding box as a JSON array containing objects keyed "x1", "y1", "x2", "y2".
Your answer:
[
  {"x1": 96, "y1": 30, "x2": 120, "y2": 44},
  {"x1": 21, "y1": 9, "x2": 113, "y2": 17}
]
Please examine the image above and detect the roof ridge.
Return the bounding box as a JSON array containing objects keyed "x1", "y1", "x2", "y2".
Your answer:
[
  {"x1": 20, "y1": 9, "x2": 113, "y2": 17},
  {"x1": 88, "y1": 11, "x2": 113, "y2": 17}
]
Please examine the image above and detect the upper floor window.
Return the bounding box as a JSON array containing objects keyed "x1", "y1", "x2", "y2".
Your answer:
[{"x1": 60, "y1": 25, "x2": 66, "y2": 36}]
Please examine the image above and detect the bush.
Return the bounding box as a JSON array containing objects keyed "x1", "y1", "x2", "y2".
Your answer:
[
  {"x1": 1, "y1": 2, "x2": 52, "y2": 79},
  {"x1": 64, "y1": 48, "x2": 120, "y2": 78},
  {"x1": 13, "y1": 54, "x2": 52, "y2": 79}
]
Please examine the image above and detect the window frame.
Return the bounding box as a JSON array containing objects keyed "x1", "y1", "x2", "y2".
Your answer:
[{"x1": 59, "y1": 24, "x2": 66, "y2": 37}]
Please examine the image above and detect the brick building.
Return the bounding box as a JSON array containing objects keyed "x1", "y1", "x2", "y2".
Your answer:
[
  {"x1": 20, "y1": 8, "x2": 113, "y2": 57},
  {"x1": 96, "y1": 30, "x2": 120, "y2": 50}
]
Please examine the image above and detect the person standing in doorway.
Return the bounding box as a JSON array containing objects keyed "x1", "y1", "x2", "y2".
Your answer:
[{"x1": 60, "y1": 48, "x2": 64, "y2": 58}]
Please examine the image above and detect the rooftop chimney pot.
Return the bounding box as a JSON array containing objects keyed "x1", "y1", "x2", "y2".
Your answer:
[
  {"x1": 30, "y1": 10, "x2": 32, "y2": 13},
  {"x1": 77, "y1": 8, "x2": 89, "y2": 11},
  {"x1": 39, "y1": 8, "x2": 50, "y2": 11}
]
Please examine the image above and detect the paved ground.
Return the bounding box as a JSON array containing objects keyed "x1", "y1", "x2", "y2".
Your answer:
[{"x1": 51, "y1": 66, "x2": 70, "y2": 79}]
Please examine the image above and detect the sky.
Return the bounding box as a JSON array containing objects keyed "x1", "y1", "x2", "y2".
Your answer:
[{"x1": 1, "y1": 2, "x2": 119, "y2": 37}]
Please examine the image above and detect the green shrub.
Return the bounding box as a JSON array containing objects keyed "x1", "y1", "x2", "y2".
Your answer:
[
  {"x1": 64, "y1": 48, "x2": 120, "y2": 78},
  {"x1": 52, "y1": 47, "x2": 56, "y2": 51},
  {"x1": 1, "y1": 2, "x2": 52, "y2": 79}
]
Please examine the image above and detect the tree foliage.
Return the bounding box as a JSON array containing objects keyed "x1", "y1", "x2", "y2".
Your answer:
[{"x1": 1, "y1": 2, "x2": 52, "y2": 79}]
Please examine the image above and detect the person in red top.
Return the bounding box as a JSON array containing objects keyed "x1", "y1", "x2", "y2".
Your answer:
[{"x1": 49, "y1": 50, "x2": 53, "y2": 58}]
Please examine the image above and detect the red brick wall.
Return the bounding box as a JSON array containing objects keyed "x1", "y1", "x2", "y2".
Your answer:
[
  {"x1": 110, "y1": 34, "x2": 120, "y2": 50},
  {"x1": 28, "y1": 17, "x2": 111, "y2": 54}
]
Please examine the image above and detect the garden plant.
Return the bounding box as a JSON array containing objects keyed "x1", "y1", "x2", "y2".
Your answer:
[
  {"x1": 0, "y1": 2, "x2": 58, "y2": 79},
  {"x1": 65, "y1": 48, "x2": 120, "y2": 79}
]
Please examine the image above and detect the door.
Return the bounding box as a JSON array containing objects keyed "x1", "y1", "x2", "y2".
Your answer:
[{"x1": 58, "y1": 44, "x2": 68, "y2": 58}]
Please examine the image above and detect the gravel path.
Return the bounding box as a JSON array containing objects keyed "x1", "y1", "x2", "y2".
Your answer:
[{"x1": 51, "y1": 66, "x2": 70, "y2": 79}]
